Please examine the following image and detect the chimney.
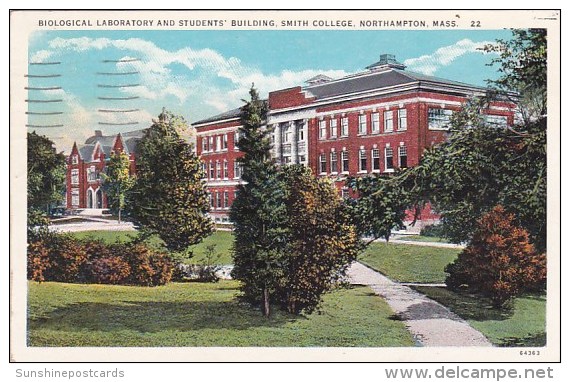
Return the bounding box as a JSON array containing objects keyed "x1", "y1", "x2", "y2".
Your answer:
[{"x1": 94, "y1": 130, "x2": 103, "y2": 137}]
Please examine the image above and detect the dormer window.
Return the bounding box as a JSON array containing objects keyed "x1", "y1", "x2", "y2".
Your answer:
[{"x1": 71, "y1": 155, "x2": 78, "y2": 165}]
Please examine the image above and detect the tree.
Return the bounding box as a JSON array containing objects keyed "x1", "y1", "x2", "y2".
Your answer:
[
  {"x1": 229, "y1": 86, "x2": 287, "y2": 317},
  {"x1": 128, "y1": 109, "x2": 213, "y2": 253},
  {"x1": 445, "y1": 205, "x2": 546, "y2": 307},
  {"x1": 27, "y1": 132, "x2": 66, "y2": 236},
  {"x1": 278, "y1": 165, "x2": 359, "y2": 314},
  {"x1": 346, "y1": 172, "x2": 411, "y2": 245},
  {"x1": 101, "y1": 151, "x2": 135, "y2": 223}
]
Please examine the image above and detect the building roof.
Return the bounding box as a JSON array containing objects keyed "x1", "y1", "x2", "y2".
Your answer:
[
  {"x1": 193, "y1": 107, "x2": 242, "y2": 126},
  {"x1": 76, "y1": 128, "x2": 146, "y2": 161},
  {"x1": 304, "y1": 68, "x2": 486, "y2": 100}
]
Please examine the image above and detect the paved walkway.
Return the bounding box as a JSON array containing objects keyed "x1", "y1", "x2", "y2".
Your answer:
[{"x1": 347, "y1": 262, "x2": 491, "y2": 347}]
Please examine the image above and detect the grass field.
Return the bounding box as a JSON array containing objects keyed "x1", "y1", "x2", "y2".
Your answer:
[
  {"x1": 394, "y1": 235, "x2": 450, "y2": 243},
  {"x1": 358, "y1": 242, "x2": 460, "y2": 283},
  {"x1": 68, "y1": 230, "x2": 234, "y2": 264},
  {"x1": 28, "y1": 281, "x2": 415, "y2": 347},
  {"x1": 413, "y1": 286, "x2": 546, "y2": 347}
]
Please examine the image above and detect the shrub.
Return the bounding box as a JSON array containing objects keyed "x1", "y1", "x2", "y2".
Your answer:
[
  {"x1": 27, "y1": 240, "x2": 50, "y2": 282},
  {"x1": 26, "y1": 234, "x2": 174, "y2": 287},
  {"x1": 122, "y1": 243, "x2": 174, "y2": 286},
  {"x1": 445, "y1": 205, "x2": 546, "y2": 307},
  {"x1": 41, "y1": 234, "x2": 89, "y2": 283},
  {"x1": 87, "y1": 256, "x2": 131, "y2": 284},
  {"x1": 420, "y1": 223, "x2": 446, "y2": 238}
]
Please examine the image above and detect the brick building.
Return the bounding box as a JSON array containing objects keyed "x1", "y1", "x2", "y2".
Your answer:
[
  {"x1": 66, "y1": 129, "x2": 143, "y2": 210},
  {"x1": 194, "y1": 54, "x2": 515, "y2": 226}
]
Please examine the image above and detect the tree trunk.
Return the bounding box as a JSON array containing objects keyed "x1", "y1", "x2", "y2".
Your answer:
[
  {"x1": 118, "y1": 208, "x2": 122, "y2": 224},
  {"x1": 263, "y1": 287, "x2": 270, "y2": 317}
]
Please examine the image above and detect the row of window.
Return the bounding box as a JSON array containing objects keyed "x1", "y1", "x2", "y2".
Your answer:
[
  {"x1": 202, "y1": 160, "x2": 242, "y2": 180},
  {"x1": 70, "y1": 167, "x2": 100, "y2": 185},
  {"x1": 208, "y1": 190, "x2": 236, "y2": 210},
  {"x1": 318, "y1": 109, "x2": 408, "y2": 140},
  {"x1": 318, "y1": 145, "x2": 408, "y2": 175},
  {"x1": 201, "y1": 132, "x2": 242, "y2": 154}
]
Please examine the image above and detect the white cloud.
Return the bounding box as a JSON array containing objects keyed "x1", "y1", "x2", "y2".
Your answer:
[
  {"x1": 404, "y1": 39, "x2": 493, "y2": 76},
  {"x1": 43, "y1": 37, "x2": 350, "y2": 105}
]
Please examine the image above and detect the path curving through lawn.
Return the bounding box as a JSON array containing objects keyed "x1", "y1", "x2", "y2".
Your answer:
[{"x1": 348, "y1": 261, "x2": 492, "y2": 347}]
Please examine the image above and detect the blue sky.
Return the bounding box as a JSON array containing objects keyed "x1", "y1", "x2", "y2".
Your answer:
[{"x1": 27, "y1": 29, "x2": 513, "y2": 152}]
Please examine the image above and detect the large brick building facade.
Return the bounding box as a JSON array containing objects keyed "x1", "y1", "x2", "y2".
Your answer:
[{"x1": 193, "y1": 54, "x2": 515, "y2": 226}]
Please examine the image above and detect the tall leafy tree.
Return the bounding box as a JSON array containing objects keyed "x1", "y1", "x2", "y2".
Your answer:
[
  {"x1": 279, "y1": 165, "x2": 359, "y2": 314},
  {"x1": 101, "y1": 151, "x2": 135, "y2": 223},
  {"x1": 128, "y1": 109, "x2": 213, "y2": 253},
  {"x1": 27, "y1": 131, "x2": 66, "y2": 232},
  {"x1": 229, "y1": 86, "x2": 287, "y2": 317}
]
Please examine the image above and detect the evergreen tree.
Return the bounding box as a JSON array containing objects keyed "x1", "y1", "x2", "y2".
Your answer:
[
  {"x1": 229, "y1": 86, "x2": 287, "y2": 317},
  {"x1": 129, "y1": 109, "x2": 213, "y2": 253},
  {"x1": 101, "y1": 150, "x2": 135, "y2": 223}
]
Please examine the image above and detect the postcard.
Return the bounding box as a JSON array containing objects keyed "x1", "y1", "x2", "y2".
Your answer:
[{"x1": 10, "y1": 9, "x2": 560, "y2": 362}]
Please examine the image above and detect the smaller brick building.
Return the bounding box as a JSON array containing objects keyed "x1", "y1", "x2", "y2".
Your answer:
[{"x1": 66, "y1": 129, "x2": 143, "y2": 210}]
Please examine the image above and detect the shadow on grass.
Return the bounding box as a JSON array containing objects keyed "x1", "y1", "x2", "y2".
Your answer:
[
  {"x1": 412, "y1": 286, "x2": 515, "y2": 321},
  {"x1": 498, "y1": 332, "x2": 546, "y2": 347},
  {"x1": 28, "y1": 300, "x2": 297, "y2": 333}
]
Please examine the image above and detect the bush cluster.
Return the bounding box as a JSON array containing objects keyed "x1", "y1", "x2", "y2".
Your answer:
[
  {"x1": 445, "y1": 205, "x2": 546, "y2": 307},
  {"x1": 27, "y1": 234, "x2": 174, "y2": 286}
]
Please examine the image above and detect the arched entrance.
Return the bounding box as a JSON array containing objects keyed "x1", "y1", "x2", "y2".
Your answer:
[
  {"x1": 96, "y1": 189, "x2": 103, "y2": 208},
  {"x1": 87, "y1": 189, "x2": 93, "y2": 208}
]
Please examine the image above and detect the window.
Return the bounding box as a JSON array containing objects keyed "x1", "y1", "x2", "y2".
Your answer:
[
  {"x1": 216, "y1": 160, "x2": 221, "y2": 179},
  {"x1": 201, "y1": 162, "x2": 207, "y2": 177},
  {"x1": 209, "y1": 193, "x2": 215, "y2": 208},
  {"x1": 371, "y1": 113, "x2": 380, "y2": 133},
  {"x1": 384, "y1": 111, "x2": 394, "y2": 132},
  {"x1": 341, "y1": 117, "x2": 349, "y2": 137},
  {"x1": 216, "y1": 192, "x2": 222, "y2": 209},
  {"x1": 399, "y1": 145, "x2": 408, "y2": 168},
  {"x1": 283, "y1": 124, "x2": 291, "y2": 143},
  {"x1": 87, "y1": 166, "x2": 97, "y2": 182},
  {"x1": 358, "y1": 114, "x2": 367, "y2": 135},
  {"x1": 485, "y1": 114, "x2": 508, "y2": 127},
  {"x1": 71, "y1": 188, "x2": 79, "y2": 206},
  {"x1": 359, "y1": 149, "x2": 367, "y2": 172},
  {"x1": 223, "y1": 160, "x2": 228, "y2": 179},
  {"x1": 319, "y1": 120, "x2": 327, "y2": 140},
  {"x1": 341, "y1": 187, "x2": 350, "y2": 199},
  {"x1": 330, "y1": 151, "x2": 338, "y2": 173},
  {"x1": 223, "y1": 191, "x2": 229, "y2": 209},
  {"x1": 234, "y1": 161, "x2": 242, "y2": 179},
  {"x1": 209, "y1": 136, "x2": 214, "y2": 151},
  {"x1": 319, "y1": 153, "x2": 327, "y2": 174},
  {"x1": 71, "y1": 169, "x2": 79, "y2": 185},
  {"x1": 222, "y1": 134, "x2": 228, "y2": 150},
  {"x1": 234, "y1": 131, "x2": 240, "y2": 151},
  {"x1": 341, "y1": 151, "x2": 349, "y2": 173},
  {"x1": 398, "y1": 109, "x2": 407, "y2": 130},
  {"x1": 216, "y1": 136, "x2": 221, "y2": 151},
  {"x1": 209, "y1": 161, "x2": 215, "y2": 179},
  {"x1": 385, "y1": 147, "x2": 394, "y2": 171},
  {"x1": 330, "y1": 119, "x2": 338, "y2": 138},
  {"x1": 372, "y1": 148, "x2": 380, "y2": 171},
  {"x1": 71, "y1": 155, "x2": 78, "y2": 165},
  {"x1": 428, "y1": 108, "x2": 453, "y2": 129},
  {"x1": 298, "y1": 155, "x2": 306, "y2": 164},
  {"x1": 297, "y1": 125, "x2": 305, "y2": 142},
  {"x1": 202, "y1": 138, "x2": 208, "y2": 153}
]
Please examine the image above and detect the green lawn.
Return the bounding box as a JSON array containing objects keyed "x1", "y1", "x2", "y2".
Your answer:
[
  {"x1": 68, "y1": 230, "x2": 234, "y2": 264},
  {"x1": 28, "y1": 281, "x2": 415, "y2": 347},
  {"x1": 413, "y1": 286, "x2": 546, "y2": 347},
  {"x1": 359, "y1": 242, "x2": 460, "y2": 283},
  {"x1": 395, "y1": 235, "x2": 450, "y2": 243}
]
